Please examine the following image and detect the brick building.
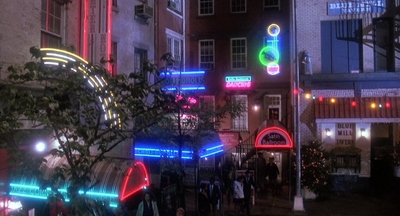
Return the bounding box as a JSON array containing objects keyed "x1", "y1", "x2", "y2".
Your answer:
[{"x1": 295, "y1": 0, "x2": 400, "y2": 191}]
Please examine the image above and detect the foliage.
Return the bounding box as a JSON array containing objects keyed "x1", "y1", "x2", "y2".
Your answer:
[
  {"x1": 391, "y1": 141, "x2": 400, "y2": 166},
  {"x1": 299, "y1": 140, "x2": 331, "y2": 195},
  {"x1": 0, "y1": 47, "x2": 171, "y2": 213},
  {"x1": 330, "y1": 145, "x2": 362, "y2": 156}
]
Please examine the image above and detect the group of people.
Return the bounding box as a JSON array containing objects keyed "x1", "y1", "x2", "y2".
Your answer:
[
  {"x1": 135, "y1": 191, "x2": 185, "y2": 216},
  {"x1": 198, "y1": 177, "x2": 221, "y2": 216}
]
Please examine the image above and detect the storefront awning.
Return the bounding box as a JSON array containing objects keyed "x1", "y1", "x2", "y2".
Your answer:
[
  {"x1": 314, "y1": 97, "x2": 400, "y2": 119},
  {"x1": 9, "y1": 155, "x2": 149, "y2": 208}
]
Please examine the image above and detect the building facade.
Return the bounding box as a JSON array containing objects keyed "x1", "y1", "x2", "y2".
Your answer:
[
  {"x1": 184, "y1": 0, "x2": 293, "y2": 184},
  {"x1": 295, "y1": 0, "x2": 400, "y2": 191}
]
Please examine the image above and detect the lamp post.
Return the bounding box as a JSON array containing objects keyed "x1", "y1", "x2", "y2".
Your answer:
[{"x1": 291, "y1": 0, "x2": 305, "y2": 211}]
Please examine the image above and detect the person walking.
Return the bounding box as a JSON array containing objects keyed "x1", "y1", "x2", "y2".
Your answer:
[
  {"x1": 208, "y1": 177, "x2": 220, "y2": 216},
  {"x1": 136, "y1": 192, "x2": 160, "y2": 216},
  {"x1": 233, "y1": 175, "x2": 245, "y2": 214},
  {"x1": 256, "y1": 152, "x2": 267, "y2": 192},
  {"x1": 198, "y1": 183, "x2": 211, "y2": 216},
  {"x1": 243, "y1": 170, "x2": 256, "y2": 216},
  {"x1": 266, "y1": 157, "x2": 280, "y2": 194}
]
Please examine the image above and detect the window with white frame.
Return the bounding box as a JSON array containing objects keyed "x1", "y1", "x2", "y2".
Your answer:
[
  {"x1": 168, "y1": 0, "x2": 182, "y2": 13},
  {"x1": 231, "y1": 0, "x2": 246, "y2": 13},
  {"x1": 166, "y1": 29, "x2": 183, "y2": 70},
  {"x1": 41, "y1": 0, "x2": 62, "y2": 48},
  {"x1": 199, "y1": 40, "x2": 215, "y2": 70},
  {"x1": 264, "y1": 95, "x2": 281, "y2": 120},
  {"x1": 232, "y1": 95, "x2": 248, "y2": 131},
  {"x1": 263, "y1": 0, "x2": 280, "y2": 11},
  {"x1": 231, "y1": 38, "x2": 247, "y2": 70},
  {"x1": 199, "y1": 0, "x2": 214, "y2": 16}
]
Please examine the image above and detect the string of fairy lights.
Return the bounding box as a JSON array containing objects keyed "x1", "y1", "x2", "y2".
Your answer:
[{"x1": 303, "y1": 93, "x2": 392, "y2": 109}]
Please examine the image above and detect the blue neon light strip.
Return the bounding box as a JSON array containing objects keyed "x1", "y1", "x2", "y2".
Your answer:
[
  {"x1": 10, "y1": 183, "x2": 119, "y2": 208},
  {"x1": 135, "y1": 143, "x2": 224, "y2": 159},
  {"x1": 160, "y1": 71, "x2": 205, "y2": 76},
  {"x1": 163, "y1": 87, "x2": 205, "y2": 91}
]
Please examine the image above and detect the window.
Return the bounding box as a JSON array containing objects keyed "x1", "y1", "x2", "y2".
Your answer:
[
  {"x1": 232, "y1": 95, "x2": 248, "y2": 131},
  {"x1": 168, "y1": 0, "x2": 182, "y2": 13},
  {"x1": 263, "y1": 0, "x2": 280, "y2": 11},
  {"x1": 166, "y1": 29, "x2": 183, "y2": 70},
  {"x1": 112, "y1": 0, "x2": 118, "y2": 7},
  {"x1": 199, "y1": 96, "x2": 216, "y2": 129},
  {"x1": 373, "y1": 18, "x2": 395, "y2": 72},
  {"x1": 199, "y1": 0, "x2": 214, "y2": 16},
  {"x1": 231, "y1": 38, "x2": 247, "y2": 70},
  {"x1": 199, "y1": 40, "x2": 215, "y2": 70},
  {"x1": 111, "y1": 41, "x2": 118, "y2": 76},
  {"x1": 41, "y1": 0, "x2": 62, "y2": 48},
  {"x1": 231, "y1": 0, "x2": 246, "y2": 13},
  {"x1": 321, "y1": 20, "x2": 362, "y2": 73},
  {"x1": 134, "y1": 48, "x2": 148, "y2": 81},
  {"x1": 264, "y1": 95, "x2": 281, "y2": 120}
]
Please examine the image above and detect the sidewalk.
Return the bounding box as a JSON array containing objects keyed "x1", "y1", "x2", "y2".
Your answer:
[{"x1": 184, "y1": 186, "x2": 400, "y2": 216}]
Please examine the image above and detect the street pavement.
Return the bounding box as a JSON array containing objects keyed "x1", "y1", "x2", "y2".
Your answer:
[{"x1": 183, "y1": 185, "x2": 400, "y2": 216}]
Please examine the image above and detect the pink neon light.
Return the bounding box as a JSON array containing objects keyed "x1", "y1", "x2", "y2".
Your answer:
[
  {"x1": 226, "y1": 82, "x2": 251, "y2": 88},
  {"x1": 107, "y1": 0, "x2": 112, "y2": 72},
  {"x1": 255, "y1": 126, "x2": 293, "y2": 149},
  {"x1": 82, "y1": 0, "x2": 88, "y2": 59},
  {"x1": 267, "y1": 64, "x2": 280, "y2": 76},
  {"x1": 120, "y1": 161, "x2": 149, "y2": 201}
]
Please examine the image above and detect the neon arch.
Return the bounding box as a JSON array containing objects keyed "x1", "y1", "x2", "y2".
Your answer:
[
  {"x1": 255, "y1": 126, "x2": 293, "y2": 149},
  {"x1": 40, "y1": 48, "x2": 120, "y2": 126}
]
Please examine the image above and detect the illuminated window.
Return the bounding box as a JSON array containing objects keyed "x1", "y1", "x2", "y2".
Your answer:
[
  {"x1": 168, "y1": 0, "x2": 182, "y2": 13},
  {"x1": 232, "y1": 95, "x2": 248, "y2": 131},
  {"x1": 231, "y1": 0, "x2": 246, "y2": 13},
  {"x1": 199, "y1": 40, "x2": 215, "y2": 70},
  {"x1": 199, "y1": 0, "x2": 214, "y2": 16},
  {"x1": 263, "y1": 0, "x2": 280, "y2": 11},
  {"x1": 166, "y1": 29, "x2": 183, "y2": 70},
  {"x1": 134, "y1": 48, "x2": 148, "y2": 81},
  {"x1": 264, "y1": 95, "x2": 281, "y2": 120},
  {"x1": 41, "y1": 0, "x2": 62, "y2": 48},
  {"x1": 231, "y1": 38, "x2": 247, "y2": 70}
]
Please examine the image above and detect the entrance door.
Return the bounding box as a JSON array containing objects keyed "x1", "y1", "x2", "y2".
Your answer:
[{"x1": 371, "y1": 123, "x2": 393, "y2": 190}]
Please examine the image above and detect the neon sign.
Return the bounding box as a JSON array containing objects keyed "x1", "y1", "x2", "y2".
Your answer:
[
  {"x1": 9, "y1": 161, "x2": 149, "y2": 207},
  {"x1": 259, "y1": 24, "x2": 281, "y2": 75},
  {"x1": 225, "y1": 76, "x2": 252, "y2": 89},
  {"x1": 160, "y1": 71, "x2": 205, "y2": 91},
  {"x1": 134, "y1": 144, "x2": 224, "y2": 159},
  {"x1": 254, "y1": 126, "x2": 293, "y2": 149}
]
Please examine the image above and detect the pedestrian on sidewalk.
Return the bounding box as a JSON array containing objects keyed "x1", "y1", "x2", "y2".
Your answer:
[
  {"x1": 208, "y1": 177, "x2": 221, "y2": 216},
  {"x1": 243, "y1": 170, "x2": 256, "y2": 216},
  {"x1": 233, "y1": 175, "x2": 245, "y2": 214},
  {"x1": 198, "y1": 183, "x2": 211, "y2": 216},
  {"x1": 266, "y1": 157, "x2": 280, "y2": 194}
]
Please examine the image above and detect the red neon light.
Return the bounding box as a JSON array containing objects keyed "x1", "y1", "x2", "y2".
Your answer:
[
  {"x1": 107, "y1": 0, "x2": 112, "y2": 72},
  {"x1": 120, "y1": 161, "x2": 149, "y2": 201},
  {"x1": 255, "y1": 126, "x2": 293, "y2": 149},
  {"x1": 83, "y1": 0, "x2": 88, "y2": 59},
  {"x1": 226, "y1": 82, "x2": 251, "y2": 88}
]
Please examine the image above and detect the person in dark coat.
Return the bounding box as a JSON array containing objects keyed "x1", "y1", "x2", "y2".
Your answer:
[
  {"x1": 266, "y1": 157, "x2": 280, "y2": 194},
  {"x1": 208, "y1": 177, "x2": 220, "y2": 216},
  {"x1": 243, "y1": 170, "x2": 256, "y2": 216},
  {"x1": 198, "y1": 183, "x2": 211, "y2": 216}
]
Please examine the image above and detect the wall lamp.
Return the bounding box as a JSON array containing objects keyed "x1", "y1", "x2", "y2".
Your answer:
[
  {"x1": 361, "y1": 128, "x2": 366, "y2": 137},
  {"x1": 325, "y1": 129, "x2": 331, "y2": 137}
]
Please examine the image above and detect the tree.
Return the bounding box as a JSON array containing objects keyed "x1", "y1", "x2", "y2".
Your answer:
[{"x1": 0, "y1": 47, "x2": 170, "y2": 214}]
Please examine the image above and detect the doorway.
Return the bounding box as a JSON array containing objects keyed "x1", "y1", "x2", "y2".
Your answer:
[{"x1": 370, "y1": 123, "x2": 393, "y2": 190}]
